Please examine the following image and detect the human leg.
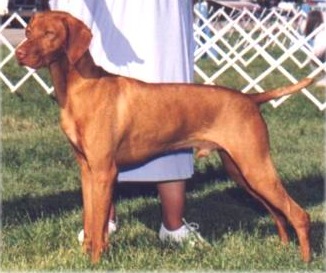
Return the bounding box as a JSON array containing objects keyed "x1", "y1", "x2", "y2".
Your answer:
[
  {"x1": 157, "y1": 180, "x2": 186, "y2": 230},
  {"x1": 157, "y1": 180, "x2": 206, "y2": 245}
]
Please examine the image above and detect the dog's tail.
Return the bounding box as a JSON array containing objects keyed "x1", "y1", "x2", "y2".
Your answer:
[{"x1": 249, "y1": 78, "x2": 313, "y2": 105}]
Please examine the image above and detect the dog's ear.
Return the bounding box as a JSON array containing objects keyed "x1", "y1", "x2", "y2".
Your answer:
[{"x1": 63, "y1": 15, "x2": 92, "y2": 65}]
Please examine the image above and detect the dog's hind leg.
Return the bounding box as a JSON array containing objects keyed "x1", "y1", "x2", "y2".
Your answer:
[
  {"x1": 221, "y1": 145, "x2": 311, "y2": 262},
  {"x1": 218, "y1": 150, "x2": 290, "y2": 244}
]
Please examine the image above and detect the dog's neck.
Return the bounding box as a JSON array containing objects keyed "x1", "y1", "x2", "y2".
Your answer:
[
  {"x1": 49, "y1": 57, "x2": 69, "y2": 108},
  {"x1": 74, "y1": 50, "x2": 108, "y2": 78},
  {"x1": 48, "y1": 50, "x2": 111, "y2": 108}
]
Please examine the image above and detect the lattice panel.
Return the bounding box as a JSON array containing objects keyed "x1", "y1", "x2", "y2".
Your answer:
[{"x1": 194, "y1": 7, "x2": 326, "y2": 110}]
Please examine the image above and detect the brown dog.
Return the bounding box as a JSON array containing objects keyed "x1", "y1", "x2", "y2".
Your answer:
[{"x1": 15, "y1": 11, "x2": 312, "y2": 264}]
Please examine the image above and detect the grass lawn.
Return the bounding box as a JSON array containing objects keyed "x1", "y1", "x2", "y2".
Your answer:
[{"x1": 1, "y1": 60, "x2": 325, "y2": 271}]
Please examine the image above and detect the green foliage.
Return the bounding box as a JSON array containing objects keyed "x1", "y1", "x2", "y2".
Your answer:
[{"x1": 1, "y1": 64, "x2": 325, "y2": 270}]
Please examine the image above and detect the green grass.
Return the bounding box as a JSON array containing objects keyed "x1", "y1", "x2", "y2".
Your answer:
[{"x1": 1, "y1": 62, "x2": 325, "y2": 271}]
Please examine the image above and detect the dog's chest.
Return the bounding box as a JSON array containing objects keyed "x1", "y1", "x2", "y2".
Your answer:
[{"x1": 60, "y1": 110, "x2": 82, "y2": 151}]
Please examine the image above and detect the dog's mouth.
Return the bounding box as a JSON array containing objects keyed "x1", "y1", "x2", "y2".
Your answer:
[
  {"x1": 17, "y1": 57, "x2": 44, "y2": 69},
  {"x1": 15, "y1": 51, "x2": 44, "y2": 69}
]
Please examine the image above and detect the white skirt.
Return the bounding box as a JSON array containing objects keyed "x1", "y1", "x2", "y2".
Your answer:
[{"x1": 49, "y1": 0, "x2": 195, "y2": 181}]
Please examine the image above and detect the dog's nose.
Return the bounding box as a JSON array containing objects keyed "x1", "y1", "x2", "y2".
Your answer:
[{"x1": 15, "y1": 47, "x2": 27, "y2": 61}]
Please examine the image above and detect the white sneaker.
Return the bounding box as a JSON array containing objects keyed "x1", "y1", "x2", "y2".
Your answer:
[
  {"x1": 159, "y1": 218, "x2": 207, "y2": 246},
  {"x1": 77, "y1": 220, "x2": 118, "y2": 245}
]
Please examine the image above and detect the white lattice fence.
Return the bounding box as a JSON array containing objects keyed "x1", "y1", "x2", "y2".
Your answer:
[
  {"x1": 1, "y1": 9, "x2": 325, "y2": 110},
  {"x1": 194, "y1": 7, "x2": 326, "y2": 110}
]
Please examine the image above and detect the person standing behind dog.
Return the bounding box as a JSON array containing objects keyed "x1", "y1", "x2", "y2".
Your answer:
[{"x1": 48, "y1": 0, "x2": 205, "y2": 244}]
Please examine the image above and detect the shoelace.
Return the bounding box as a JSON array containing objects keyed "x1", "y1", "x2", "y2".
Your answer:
[
  {"x1": 181, "y1": 218, "x2": 207, "y2": 243},
  {"x1": 182, "y1": 218, "x2": 200, "y2": 232}
]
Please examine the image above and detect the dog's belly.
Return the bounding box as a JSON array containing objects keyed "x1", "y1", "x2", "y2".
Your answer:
[
  {"x1": 115, "y1": 141, "x2": 181, "y2": 167},
  {"x1": 115, "y1": 136, "x2": 219, "y2": 167}
]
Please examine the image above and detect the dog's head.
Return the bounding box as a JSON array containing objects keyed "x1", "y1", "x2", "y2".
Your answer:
[{"x1": 15, "y1": 11, "x2": 92, "y2": 69}]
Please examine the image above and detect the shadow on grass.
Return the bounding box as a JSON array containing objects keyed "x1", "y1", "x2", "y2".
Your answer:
[
  {"x1": 1, "y1": 165, "x2": 225, "y2": 226},
  {"x1": 2, "y1": 190, "x2": 83, "y2": 226},
  {"x1": 2, "y1": 167, "x2": 324, "y2": 257},
  {"x1": 134, "y1": 168, "x2": 325, "y2": 257}
]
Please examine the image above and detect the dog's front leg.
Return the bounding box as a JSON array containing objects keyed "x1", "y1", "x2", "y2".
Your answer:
[
  {"x1": 90, "y1": 160, "x2": 117, "y2": 264},
  {"x1": 75, "y1": 152, "x2": 93, "y2": 254}
]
